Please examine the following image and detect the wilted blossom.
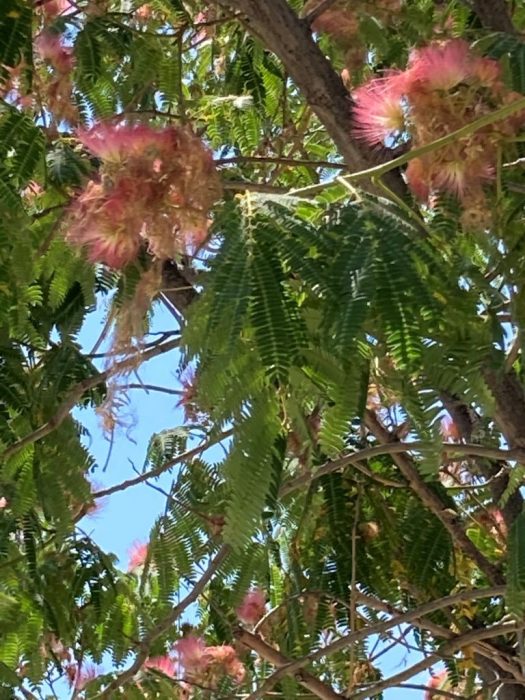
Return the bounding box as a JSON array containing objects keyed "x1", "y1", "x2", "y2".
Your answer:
[
  {"x1": 35, "y1": 30, "x2": 75, "y2": 73},
  {"x1": 176, "y1": 367, "x2": 202, "y2": 423},
  {"x1": 304, "y1": 0, "x2": 402, "y2": 45},
  {"x1": 236, "y1": 588, "x2": 266, "y2": 625},
  {"x1": 352, "y1": 38, "x2": 525, "y2": 220},
  {"x1": 65, "y1": 122, "x2": 222, "y2": 268},
  {"x1": 127, "y1": 541, "x2": 148, "y2": 571}
]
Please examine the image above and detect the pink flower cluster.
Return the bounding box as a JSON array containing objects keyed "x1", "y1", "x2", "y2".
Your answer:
[
  {"x1": 142, "y1": 636, "x2": 246, "y2": 694},
  {"x1": 174, "y1": 635, "x2": 245, "y2": 686},
  {"x1": 35, "y1": 0, "x2": 75, "y2": 19},
  {"x1": 236, "y1": 588, "x2": 266, "y2": 625},
  {"x1": 65, "y1": 123, "x2": 222, "y2": 268},
  {"x1": 352, "y1": 39, "x2": 525, "y2": 226},
  {"x1": 127, "y1": 541, "x2": 148, "y2": 571}
]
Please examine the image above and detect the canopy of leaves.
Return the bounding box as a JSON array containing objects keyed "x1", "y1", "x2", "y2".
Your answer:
[{"x1": 1, "y1": 0, "x2": 525, "y2": 698}]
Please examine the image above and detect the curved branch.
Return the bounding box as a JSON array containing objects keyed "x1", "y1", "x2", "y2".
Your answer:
[
  {"x1": 215, "y1": 0, "x2": 405, "y2": 196},
  {"x1": 279, "y1": 438, "x2": 522, "y2": 498},
  {"x1": 351, "y1": 621, "x2": 525, "y2": 700},
  {"x1": 236, "y1": 628, "x2": 343, "y2": 700},
  {"x1": 93, "y1": 428, "x2": 233, "y2": 499},
  {"x1": 244, "y1": 586, "x2": 505, "y2": 700},
  {"x1": 363, "y1": 410, "x2": 505, "y2": 586}
]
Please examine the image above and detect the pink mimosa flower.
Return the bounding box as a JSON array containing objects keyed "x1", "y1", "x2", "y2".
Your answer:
[
  {"x1": 425, "y1": 670, "x2": 449, "y2": 700},
  {"x1": 352, "y1": 76, "x2": 406, "y2": 145},
  {"x1": 36, "y1": 0, "x2": 75, "y2": 18},
  {"x1": 66, "y1": 663, "x2": 100, "y2": 690},
  {"x1": 207, "y1": 645, "x2": 245, "y2": 683},
  {"x1": 174, "y1": 636, "x2": 210, "y2": 673},
  {"x1": 440, "y1": 415, "x2": 461, "y2": 442},
  {"x1": 127, "y1": 541, "x2": 148, "y2": 571},
  {"x1": 144, "y1": 655, "x2": 177, "y2": 678},
  {"x1": 408, "y1": 39, "x2": 472, "y2": 91},
  {"x1": 236, "y1": 588, "x2": 266, "y2": 625},
  {"x1": 76, "y1": 123, "x2": 175, "y2": 163}
]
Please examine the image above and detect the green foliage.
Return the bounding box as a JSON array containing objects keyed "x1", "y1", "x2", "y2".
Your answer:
[
  {"x1": 0, "y1": 0, "x2": 523, "y2": 697},
  {"x1": 507, "y1": 512, "x2": 525, "y2": 614}
]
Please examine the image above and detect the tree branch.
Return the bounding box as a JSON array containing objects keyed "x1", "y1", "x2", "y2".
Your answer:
[
  {"x1": 465, "y1": 0, "x2": 515, "y2": 33},
  {"x1": 98, "y1": 544, "x2": 230, "y2": 698},
  {"x1": 215, "y1": 0, "x2": 405, "y2": 196},
  {"x1": 356, "y1": 592, "x2": 525, "y2": 684},
  {"x1": 244, "y1": 586, "x2": 505, "y2": 700},
  {"x1": 363, "y1": 410, "x2": 505, "y2": 585},
  {"x1": 92, "y1": 429, "x2": 233, "y2": 499},
  {"x1": 279, "y1": 438, "x2": 524, "y2": 498},
  {"x1": 0, "y1": 337, "x2": 180, "y2": 464},
  {"x1": 351, "y1": 621, "x2": 525, "y2": 700},
  {"x1": 235, "y1": 628, "x2": 343, "y2": 700}
]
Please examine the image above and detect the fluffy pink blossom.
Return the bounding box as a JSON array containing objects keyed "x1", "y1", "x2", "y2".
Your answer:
[
  {"x1": 67, "y1": 123, "x2": 221, "y2": 266},
  {"x1": 76, "y1": 123, "x2": 174, "y2": 163},
  {"x1": 144, "y1": 655, "x2": 177, "y2": 678},
  {"x1": 434, "y1": 156, "x2": 493, "y2": 199},
  {"x1": 66, "y1": 663, "x2": 100, "y2": 690},
  {"x1": 407, "y1": 39, "x2": 472, "y2": 91},
  {"x1": 352, "y1": 76, "x2": 405, "y2": 145},
  {"x1": 66, "y1": 180, "x2": 142, "y2": 269},
  {"x1": 173, "y1": 636, "x2": 210, "y2": 673},
  {"x1": 35, "y1": 31, "x2": 74, "y2": 73},
  {"x1": 236, "y1": 588, "x2": 266, "y2": 625},
  {"x1": 0, "y1": 497, "x2": 8, "y2": 509},
  {"x1": 127, "y1": 541, "x2": 148, "y2": 571},
  {"x1": 207, "y1": 645, "x2": 245, "y2": 684}
]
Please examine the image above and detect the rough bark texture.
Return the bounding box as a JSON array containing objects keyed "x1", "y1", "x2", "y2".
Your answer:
[
  {"x1": 440, "y1": 389, "x2": 524, "y2": 531},
  {"x1": 470, "y1": 0, "x2": 516, "y2": 33}
]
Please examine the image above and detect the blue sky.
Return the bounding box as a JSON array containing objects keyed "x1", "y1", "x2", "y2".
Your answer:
[{"x1": 71, "y1": 298, "x2": 432, "y2": 699}]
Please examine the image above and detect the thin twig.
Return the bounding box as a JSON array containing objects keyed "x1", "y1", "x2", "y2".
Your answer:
[
  {"x1": 0, "y1": 337, "x2": 180, "y2": 464},
  {"x1": 351, "y1": 621, "x2": 525, "y2": 700},
  {"x1": 93, "y1": 428, "x2": 233, "y2": 499},
  {"x1": 216, "y1": 155, "x2": 345, "y2": 169},
  {"x1": 243, "y1": 586, "x2": 505, "y2": 699}
]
